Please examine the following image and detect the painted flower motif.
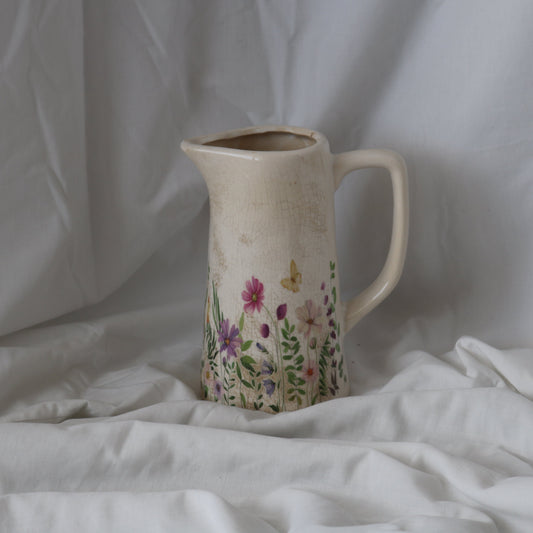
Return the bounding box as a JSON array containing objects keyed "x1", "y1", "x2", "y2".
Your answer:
[
  {"x1": 330, "y1": 330, "x2": 337, "y2": 340},
  {"x1": 329, "y1": 347, "x2": 335, "y2": 356},
  {"x1": 242, "y1": 276, "x2": 265, "y2": 314},
  {"x1": 327, "y1": 306, "x2": 333, "y2": 317},
  {"x1": 203, "y1": 366, "x2": 215, "y2": 386},
  {"x1": 296, "y1": 299, "x2": 323, "y2": 338},
  {"x1": 324, "y1": 295, "x2": 329, "y2": 306},
  {"x1": 276, "y1": 304, "x2": 287, "y2": 321},
  {"x1": 328, "y1": 318, "x2": 335, "y2": 328},
  {"x1": 260, "y1": 323, "x2": 270, "y2": 338},
  {"x1": 261, "y1": 360, "x2": 274, "y2": 375},
  {"x1": 302, "y1": 361, "x2": 319, "y2": 383},
  {"x1": 256, "y1": 342, "x2": 268, "y2": 353},
  {"x1": 218, "y1": 318, "x2": 243, "y2": 358},
  {"x1": 263, "y1": 379, "x2": 276, "y2": 397},
  {"x1": 309, "y1": 337, "x2": 317, "y2": 349},
  {"x1": 214, "y1": 380, "x2": 223, "y2": 399},
  {"x1": 320, "y1": 281, "x2": 326, "y2": 291}
]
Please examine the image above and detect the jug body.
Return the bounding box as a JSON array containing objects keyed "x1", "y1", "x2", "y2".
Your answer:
[{"x1": 181, "y1": 125, "x2": 408, "y2": 413}]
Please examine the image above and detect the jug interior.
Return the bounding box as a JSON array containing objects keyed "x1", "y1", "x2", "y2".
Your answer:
[{"x1": 205, "y1": 131, "x2": 316, "y2": 151}]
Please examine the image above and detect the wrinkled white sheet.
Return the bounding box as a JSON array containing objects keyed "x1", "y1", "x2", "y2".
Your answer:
[{"x1": 1, "y1": 1, "x2": 533, "y2": 531}]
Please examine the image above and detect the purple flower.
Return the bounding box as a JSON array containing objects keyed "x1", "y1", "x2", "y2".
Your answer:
[
  {"x1": 327, "y1": 306, "x2": 333, "y2": 317},
  {"x1": 276, "y1": 304, "x2": 287, "y2": 321},
  {"x1": 329, "y1": 347, "x2": 335, "y2": 356},
  {"x1": 214, "y1": 381, "x2": 222, "y2": 399},
  {"x1": 263, "y1": 379, "x2": 276, "y2": 397},
  {"x1": 320, "y1": 281, "x2": 326, "y2": 290},
  {"x1": 260, "y1": 323, "x2": 270, "y2": 338},
  {"x1": 329, "y1": 318, "x2": 335, "y2": 328},
  {"x1": 218, "y1": 318, "x2": 243, "y2": 358},
  {"x1": 261, "y1": 360, "x2": 274, "y2": 375},
  {"x1": 331, "y1": 359, "x2": 337, "y2": 368},
  {"x1": 324, "y1": 295, "x2": 329, "y2": 305},
  {"x1": 330, "y1": 330, "x2": 337, "y2": 339},
  {"x1": 256, "y1": 342, "x2": 268, "y2": 353},
  {"x1": 242, "y1": 276, "x2": 265, "y2": 314}
]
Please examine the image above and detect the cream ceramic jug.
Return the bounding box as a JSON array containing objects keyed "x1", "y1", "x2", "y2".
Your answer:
[{"x1": 181, "y1": 125, "x2": 408, "y2": 413}]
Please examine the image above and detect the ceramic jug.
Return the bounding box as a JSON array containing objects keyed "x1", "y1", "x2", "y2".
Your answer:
[{"x1": 181, "y1": 125, "x2": 408, "y2": 413}]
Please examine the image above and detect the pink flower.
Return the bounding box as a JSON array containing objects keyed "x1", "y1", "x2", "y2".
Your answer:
[
  {"x1": 302, "y1": 361, "x2": 319, "y2": 383},
  {"x1": 242, "y1": 276, "x2": 265, "y2": 314},
  {"x1": 296, "y1": 299, "x2": 323, "y2": 338}
]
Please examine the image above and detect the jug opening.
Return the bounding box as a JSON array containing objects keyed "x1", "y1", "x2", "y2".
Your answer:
[{"x1": 204, "y1": 131, "x2": 316, "y2": 152}]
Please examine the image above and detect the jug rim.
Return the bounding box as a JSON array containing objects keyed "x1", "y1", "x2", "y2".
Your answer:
[{"x1": 181, "y1": 125, "x2": 328, "y2": 159}]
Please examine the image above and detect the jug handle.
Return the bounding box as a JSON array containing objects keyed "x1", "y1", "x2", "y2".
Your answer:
[{"x1": 333, "y1": 149, "x2": 409, "y2": 332}]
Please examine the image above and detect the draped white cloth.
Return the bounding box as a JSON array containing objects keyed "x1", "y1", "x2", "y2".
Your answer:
[{"x1": 1, "y1": 1, "x2": 533, "y2": 531}]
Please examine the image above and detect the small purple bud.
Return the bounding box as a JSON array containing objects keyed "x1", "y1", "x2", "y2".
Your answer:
[
  {"x1": 329, "y1": 347, "x2": 335, "y2": 356},
  {"x1": 260, "y1": 323, "x2": 270, "y2": 338},
  {"x1": 327, "y1": 306, "x2": 333, "y2": 316},
  {"x1": 320, "y1": 281, "x2": 326, "y2": 290},
  {"x1": 329, "y1": 319, "x2": 335, "y2": 327},
  {"x1": 263, "y1": 379, "x2": 276, "y2": 397},
  {"x1": 276, "y1": 304, "x2": 287, "y2": 320},
  {"x1": 331, "y1": 359, "x2": 337, "y2": 368},
  {"x1": 330, "y1": 330, "x2": 337, "y2": 339},
  {"x1": 324, "y1": 295, "x2": 329, "y2": 305},
  {"x1": 261, "y1": 359, "x2": 274, "y2": 375},
  {"x1": 222, "y1": 356, "x2": 227, "y2": 366}
]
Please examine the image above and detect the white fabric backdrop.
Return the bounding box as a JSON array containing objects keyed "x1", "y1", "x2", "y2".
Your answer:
[{"x1": 1, "y1": 1, "x2": 533, "y2": 531}]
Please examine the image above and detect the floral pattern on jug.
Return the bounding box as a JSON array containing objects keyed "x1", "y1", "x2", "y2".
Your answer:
[{"x1": 201, "y1": 260, "x2": 347, "y2": 413}]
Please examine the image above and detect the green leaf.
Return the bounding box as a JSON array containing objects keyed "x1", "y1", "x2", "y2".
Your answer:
[
  {"x1": 332, "y1": 286, "x2": 337, "y2": 304},
  {"x1": 287, "y1": 387, "x2": 295, "y2": 394},
  {"x1": 235, "y1": 363, "x2": 242, "y2": 380},
  {"x1": 296, "y1": 388, "x2": 306, "y2": 395},
  {"x1": 282, "y1": 329, "x2": 290, "y2": 340},
  {"x1": 287, "y1": 371, "x2": 297, "y2": 385},
  {"x1": 311, "y1": 394, "x2": 318, "y2": 405},
  {"x1": 295, "y1": 355, "x2": 304, "y2": 365},
  {"x1": 270, "y1": 404, "x2": 280, "y2": 413},
  {"x1": 240, "y1": 392, "x2": 246, "y2": 407},
  {"x1": 290, "y1": 325, "x2": 295, "y2": 333},
  {"x1": 241, "y1": 340, "x2": 253, "y2": 352},
  {"x1": 239, "y1": 312, "x2": 245, "y2": 331},
  {"x1": 241, "y1": 379, "x2": 253, "y2": 389},
  {"x1": 335, "y1": 343, "x2": 340, "y2": 352},
  {"x1": 240, "y1": 355, "x2": 255, "y2": 371},
  {"x1": 283, "y1": 355, "x2": 292, "y2": 360},
  {"x1": 284, "y1": 318, "x2": 289, "y2": 330}
]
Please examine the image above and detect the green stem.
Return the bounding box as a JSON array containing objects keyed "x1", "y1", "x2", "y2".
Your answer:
[{"x1": 264, "y1": 305, "x2": 285, "y2": 411}]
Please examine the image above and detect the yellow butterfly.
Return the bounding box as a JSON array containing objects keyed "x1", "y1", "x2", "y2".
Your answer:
[{"x1": 281, "y1": 260, "x2": 302, "y2": 292}]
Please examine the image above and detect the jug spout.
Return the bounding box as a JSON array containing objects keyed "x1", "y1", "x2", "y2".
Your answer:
[{"x1": 181, "y1": 125, "x2": 327, "y2": 188}]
